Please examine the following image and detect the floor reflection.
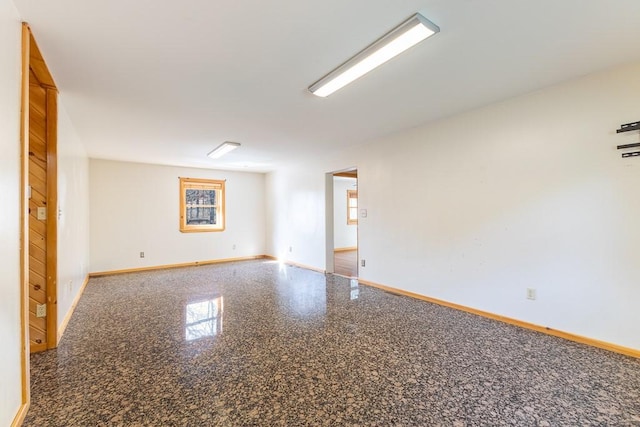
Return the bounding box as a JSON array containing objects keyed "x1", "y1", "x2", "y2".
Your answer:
[
  {"x1": 276, "y1": 265, "x2": 327, "y2": 318},
  {"x1": 349, "y1": 279, "x2": 359, "y2": 300},
  {"x1": 185, "y1": 296, "x2": 223, "y2": 341}
]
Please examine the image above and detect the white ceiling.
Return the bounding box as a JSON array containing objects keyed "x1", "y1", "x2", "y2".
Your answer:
[{"x1": 13, "y1": 0, "x2": 640, "y2": 172}]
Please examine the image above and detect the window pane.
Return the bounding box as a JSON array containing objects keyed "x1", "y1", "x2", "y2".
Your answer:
[
  {"x1": 186, "y1": 188, "x2": 216, "y2": 206},
  {"x1": 186, "y1": 207, "x2": 217, "y2": 225},
  {"x1": 348, "y1": 197, "x2": 357, "y2": 208},
  {"x1": 349, "y1": 208, "x2": 358, "y2": 220}
]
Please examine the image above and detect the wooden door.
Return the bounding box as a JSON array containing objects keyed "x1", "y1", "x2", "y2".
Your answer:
[
  {"x1": 28, "y1": 75, "x2": 49, "y2": 352},
  {"x1": 27, "y1": 48, "x2": 58, "y2": 353}
]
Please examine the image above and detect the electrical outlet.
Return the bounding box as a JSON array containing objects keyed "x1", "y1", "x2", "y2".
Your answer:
[
  {"x1": 526, "y1": 288, "x2": 536, "y2": 300},
  {"x1": 361, "y1": 259, "x2": 366, "y2": 267},
  {"x1": 68, "y1": 280, "x2": 72, "y2": 293},
  {"x1": 140, "y1": 251, "x2": 145, "y2": 258},
  {"x1": 232, "y1": 244, "x2": 236, "y2": 250},
  {"x1": 289, "y1": 246, "x2": 293, "y2": 252},
  {"x1": 37, "y1": 207, "x2": 47, "y2": 220},
  {"x1": 36, "y1": 303, "x2": 46, "y2": 318}
]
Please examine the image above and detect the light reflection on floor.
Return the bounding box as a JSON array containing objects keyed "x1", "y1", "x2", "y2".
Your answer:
[
  {"x1": 185, "y1": 296, "x2": 223, "y2": 341},
  {"x1": 349, "y1": 279, "x2": 359, "y2": 300}
]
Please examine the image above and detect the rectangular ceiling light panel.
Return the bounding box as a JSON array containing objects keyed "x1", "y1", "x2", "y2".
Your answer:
[
  {"x1": 207, "y1": 141, "x2": 241, "y2": 159},
  {"x1": 309, "y1": 13, "x2": 440, "y2": 97}
]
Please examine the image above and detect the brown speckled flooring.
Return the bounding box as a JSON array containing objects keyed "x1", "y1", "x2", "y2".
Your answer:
[{"x1": 26, "y1": 260, "x2": 640, "y2": 426}]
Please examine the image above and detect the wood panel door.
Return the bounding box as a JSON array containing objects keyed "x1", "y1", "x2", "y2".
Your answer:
[
  {"x1": 28, "y1": 79, "x2": 48, "y2": 352},
  {"x1": 28, "y1": 68, "x2": 57, "y2": 353}
]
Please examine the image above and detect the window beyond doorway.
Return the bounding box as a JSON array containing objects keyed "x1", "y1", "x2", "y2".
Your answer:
[{"x1": 347, "y1": 189, "x2": 358, "y2": 225}]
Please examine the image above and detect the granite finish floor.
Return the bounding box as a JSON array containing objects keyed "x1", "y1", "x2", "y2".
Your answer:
[{"x1": 26, "y1": 260, "x2": 640, "y2": 426}]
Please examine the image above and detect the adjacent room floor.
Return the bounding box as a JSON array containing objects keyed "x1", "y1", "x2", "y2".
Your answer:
[
  {"x1": 333, "y1": 249, "x2": 358, "y2": 278},
  {"x1": 25, "y1": 260, "x2": 640, "y2": 425}
]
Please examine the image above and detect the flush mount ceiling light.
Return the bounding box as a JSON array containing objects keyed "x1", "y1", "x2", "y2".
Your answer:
[
  {"x1": 207, "y1": 141, "x2": 241, "y2": 159},
  {"x1": 309, "y1": 13, "x2": 440, "y2": 98}
]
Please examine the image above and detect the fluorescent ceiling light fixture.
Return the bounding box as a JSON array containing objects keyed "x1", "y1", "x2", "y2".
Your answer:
[
  {"x1": 207, "y1": 141, "x2": 241, "y2": 159},
  {"x1": 309, "y1": 13, "x2": 439, "y2": 97}
]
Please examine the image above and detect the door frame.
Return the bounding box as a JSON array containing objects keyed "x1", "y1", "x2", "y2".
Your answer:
[
  {"x1": 18, "y1": 22, "x2": 31, "y2": 423},
  {"x1": 18, "y1": 22, "x2": 59, "y2": 422},
  {"x1": 325, "y1": 167, "x2": 358, "y2": 276}
]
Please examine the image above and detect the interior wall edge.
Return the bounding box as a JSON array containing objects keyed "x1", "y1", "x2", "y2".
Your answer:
[{"x1": 56, "y1": 274, "x2": 89, "y2": 344}]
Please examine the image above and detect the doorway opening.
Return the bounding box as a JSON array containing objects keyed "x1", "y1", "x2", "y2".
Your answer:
[{"x1": 326, "y1": 169, "x2": 358, "y2": 278}]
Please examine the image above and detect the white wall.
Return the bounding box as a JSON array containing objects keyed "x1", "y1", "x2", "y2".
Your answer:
[
  {"x1": 57, "y1": 99, "x2": 90, "y2": 324},
  {"x1": 265, "y1": 165, "x2": 326, "y2": 268},
  {"x1": 333, "y1": 177, "x2": 357, "y2": 249},
  {"x1": 90, "y1": 159, "x2": 266, "y2": 272},
  {"x1": 266, "y1": 61, "x2": 640, "y2": 350},
  {"x1": 0, "y1": 0, "x2": 24, "y2": 423}
]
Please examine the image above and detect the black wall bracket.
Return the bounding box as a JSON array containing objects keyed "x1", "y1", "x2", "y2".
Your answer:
[
  {"x1": 617, "y1": 142, "x2": 640, "y2": 150},
  {"x1": 616, "y1": 121, "x2": 640, "y2": 158},
  {"x1": 622, "y1": 151, "x2": 640, "y2": 158},
  {"x1": 617, "y1": 121, "x2": 640, "y2": 133}
]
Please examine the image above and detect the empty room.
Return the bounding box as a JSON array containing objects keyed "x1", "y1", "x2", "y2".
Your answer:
[{"x1": 2, "y1": 1, "x2": 640, "y2": 425}]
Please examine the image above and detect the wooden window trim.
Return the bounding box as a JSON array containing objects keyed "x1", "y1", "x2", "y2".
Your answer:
[
  {"x1": 347, "y1": 189, "x2": 358, "y2": 225},
  {"x1": 179, "y1": 177, "x2": 225, "y2": 232}
]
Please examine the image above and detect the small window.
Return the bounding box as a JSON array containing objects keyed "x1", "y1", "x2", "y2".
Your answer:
[
  {"x1": 347, "y1": 189, "x2": 358, "y2": 225},
  {"x1": 179, "y1": 177, "x2": 225, "y2": 232}
]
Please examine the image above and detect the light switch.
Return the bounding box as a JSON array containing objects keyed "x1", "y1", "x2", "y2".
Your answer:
[
  {"x1": 37, "y1": 207, "x2": 46, "y2": 220},
  {"x1": 360, "y1": 209, "x2": 367, "y2": 218}
]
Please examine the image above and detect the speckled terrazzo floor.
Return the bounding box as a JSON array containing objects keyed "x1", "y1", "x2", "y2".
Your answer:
[{"x1": 25, "y1": 260, "x2": 640, "y2": 426}]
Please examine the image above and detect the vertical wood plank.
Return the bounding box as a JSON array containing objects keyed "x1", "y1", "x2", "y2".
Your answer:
[
  {"x1": 45, "y1": 88, "x2": 58, "y2": 349},
  {"x1": 28, "y1": 82, "x2": 47, "y2": 352}
]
